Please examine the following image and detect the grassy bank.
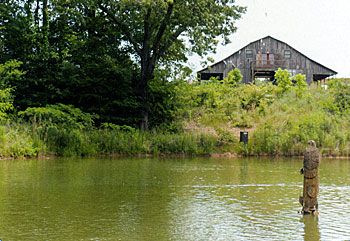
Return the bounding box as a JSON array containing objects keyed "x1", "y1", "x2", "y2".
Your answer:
[
  {"x1": 0, "y1": 122, "x2": 220, "y2": 158},
  {"x1": 171, "y1": 72, "x2": 350, "y2": 157},
  {"x1": 2, "y1": 71, "x2": 350, "y2": 158}
]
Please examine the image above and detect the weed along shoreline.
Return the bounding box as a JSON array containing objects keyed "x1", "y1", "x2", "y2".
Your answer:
[
  {"x1": 5, "y1": 151, "x2": 350, "y2": 161},
  {"x1": 2, "y1": 68, "x2": 350, "y2": 159},
  {"x1": 90, "y1": 151, "x2": 350, "y2": 160},
  {"x1": 3, "y1": 129, "x2": 350, "y2": 160}
]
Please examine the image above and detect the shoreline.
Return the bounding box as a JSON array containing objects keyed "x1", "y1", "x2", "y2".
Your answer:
[
  {"x1": 16, "y1": 152, "x2": 350, "y2": 160},
  {"x1": 1, "y1": 150, "x2": 349, "y2": 160}
]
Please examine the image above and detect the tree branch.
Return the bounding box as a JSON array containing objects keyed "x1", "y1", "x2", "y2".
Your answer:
[
  {"x1": 152, "y1": 2, "x2": 174, "y2": 57},
  {"x1": 98, "y1": 3, "x2": 141, "y2": 55},
  {"x1": 157, "y1": 1, "x2": 196, "y2": 58},
  {"x1": 158, "y1": 26, "x2": 186, "y2": 57},
  {"x1": 141, "y1": 6, "x2": 152, "y2": 63},
  {"x1": 143, "y1": 7, "x2": 152, "y2": 48}
]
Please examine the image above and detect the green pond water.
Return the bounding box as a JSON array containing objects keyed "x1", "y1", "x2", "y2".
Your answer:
[{"x1": 0, "y1": 156, "x2": 350, "y2": 240}]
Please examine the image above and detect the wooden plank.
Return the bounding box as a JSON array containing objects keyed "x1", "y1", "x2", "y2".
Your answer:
[{"x1": 198, "y1": 36, "x2": 336, "y2": 82}]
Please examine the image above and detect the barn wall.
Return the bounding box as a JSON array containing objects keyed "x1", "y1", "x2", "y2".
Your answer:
[{"x1": 199, "y1": 36, "x2": 336, "y2": 84}]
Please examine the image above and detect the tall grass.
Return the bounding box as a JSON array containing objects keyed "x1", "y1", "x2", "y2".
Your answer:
[
  {"x1": 176, "y1": 77, "x2": 350, "y2": 157},
  {"x1": 0, "y1": 122, "x2": 219, "y2": 157},
  {"x1": 4, "y1": 77, "x2": 350, "y2": 158},
  {"x1": 0, "y1": 122, "x2": 39, "y2": 158},
  {"x1": 96, "y1": 130, "x2": 218, "y2": 155},
  {"x1": 244, "y1": 85, "x2": 350, "y2": 156},
  {"x1": 4, "y1": 124, "x2": 218, "y2": 157}
]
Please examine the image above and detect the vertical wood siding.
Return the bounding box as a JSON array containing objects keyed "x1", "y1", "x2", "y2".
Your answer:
[{"x1": 199, "y1": 36, "x2": 336, "y2": 84}]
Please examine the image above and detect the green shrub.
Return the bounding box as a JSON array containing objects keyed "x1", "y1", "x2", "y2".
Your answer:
[
  {"x1": 275, "y1": 68, "x2": 293, "y2": 94},
  {"x1": 0, "y1": 123, "x2": 39, "y2": 157},
  {"x1": 326, "y1": 79, "x2": 350, "y2": 115},
  {"x1": 18, "y1": 103, "x2": 97, "y2": 130},
  {"x1": 0, "y1": 60, "x2": 21, "y2": 121},
  {"x1": 223, "y1": 68, "x2": 242, "y2": 86}
]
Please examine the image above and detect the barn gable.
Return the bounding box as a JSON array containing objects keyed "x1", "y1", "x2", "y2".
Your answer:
[{"x1": 198, "y1": 36, "x2": 337, "y2": 84}]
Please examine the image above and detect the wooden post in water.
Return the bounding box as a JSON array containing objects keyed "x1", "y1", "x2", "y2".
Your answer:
[{"x1": 299, "y1": 140, "x2": 320, "y2": 214}]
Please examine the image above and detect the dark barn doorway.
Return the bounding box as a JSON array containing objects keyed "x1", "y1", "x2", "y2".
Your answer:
[
  {"x1": 199, "y1": 73, "x2": 224, "y2": 81},
  {"x1": 253, "y1": 70, "x2": 276, "y2": 84},
  {"x1": 313, "y1": 74, "x2": 330, "y2": 83}
]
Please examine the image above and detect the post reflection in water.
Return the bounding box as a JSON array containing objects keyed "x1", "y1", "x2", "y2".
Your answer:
[{"x1": 301, "y1": 214, "x2": 320, "y2": 241}]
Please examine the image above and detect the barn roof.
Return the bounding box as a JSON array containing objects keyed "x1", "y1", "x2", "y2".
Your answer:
[{"x1": 198, "y1": 35, "x2": 337, "y2": 75}]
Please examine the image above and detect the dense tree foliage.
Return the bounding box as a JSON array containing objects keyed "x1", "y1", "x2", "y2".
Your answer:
[
  {"x1": 0, "y1": 0, "x2": 245, "y2": 129},
  {"x1": 1, "y1": 0, "x2": 140, "y2": 125}
]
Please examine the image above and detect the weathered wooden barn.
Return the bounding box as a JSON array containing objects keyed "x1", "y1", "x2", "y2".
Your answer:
[{"x1": 198, "y1": 36, "x2": 337, "y2": 84}]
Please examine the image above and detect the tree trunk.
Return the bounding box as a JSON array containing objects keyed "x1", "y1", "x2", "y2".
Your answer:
[
  {"x1": 41, "y1": 0, "x2": 49, "y2": 52},
  {"x1": 299, "y1": 140, "x2": 320, "y2": 214},
  {"x1": 34, "y1": 0, "x2": 40, "y2": 26},
  {"x1": 86, "y1": 8, "x2": 96, "y2": 38},
  {"x1": 139, "y1": 58, "x2": 155, "y2": 131},
  {"x1": 43, "y1": 0, "x2": 48, "y2": 33},
  {"x1": 139, "y1": 76, "x2": 149, "y2": 131},
  {"x1": 25, "y1": 0, "x2": 34, "y2": 20}
]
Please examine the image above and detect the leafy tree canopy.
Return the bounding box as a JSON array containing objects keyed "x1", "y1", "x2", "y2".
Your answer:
[
  {"x1": 96, "y1": 0, "x2": 246, "y2": 129},
  {"x1": 0, "y1": 0, "x2": 245, "y2": 129}
]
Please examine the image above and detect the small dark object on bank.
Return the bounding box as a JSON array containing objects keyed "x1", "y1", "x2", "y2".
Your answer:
[{"x1": 240, "y1": 131, "x2": 248, "y2": 144}]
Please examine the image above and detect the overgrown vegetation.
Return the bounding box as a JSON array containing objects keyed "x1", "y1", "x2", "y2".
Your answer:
[
  {"x1": 169, "y1": 69, "x2": 350, "y2": 157},
  {"x1": 1, "y1": 1, "x2": 349, "y2": 158},
  {"x1": 0, "y1": 0, "x2": 245, "y2": 129},
  {"x1": 0, "y1": 64, "x2": 349, "y2": 157}
]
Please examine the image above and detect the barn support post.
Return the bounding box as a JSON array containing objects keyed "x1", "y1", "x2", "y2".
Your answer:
[{"x1": 299, "y1": 140, "x2": 320, "y2": 214}]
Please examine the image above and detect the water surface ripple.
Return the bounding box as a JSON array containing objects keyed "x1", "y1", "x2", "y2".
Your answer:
[{"x1": 0, "y1": 157, "x2": 349, "y2": 240}]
